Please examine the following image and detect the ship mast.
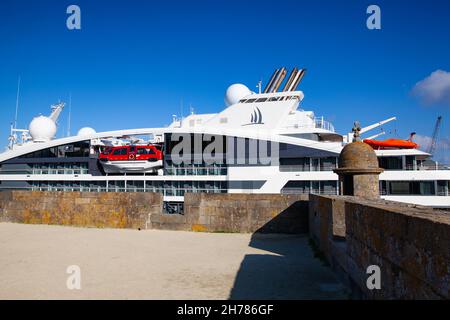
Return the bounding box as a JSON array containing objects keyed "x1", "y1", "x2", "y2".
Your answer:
[{"x1": 14, "y1": 76, "x2": 20, "y2": 130}]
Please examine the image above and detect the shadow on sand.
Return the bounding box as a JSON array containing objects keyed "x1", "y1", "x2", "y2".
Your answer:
[{"x1": 228, "y1": 209, "x2": 348, "y2": 300}]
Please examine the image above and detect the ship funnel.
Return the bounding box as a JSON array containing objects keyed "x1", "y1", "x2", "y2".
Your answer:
[
  {"x1": 282, "y1": 67, "x2": 299, "y2": 92},
  {"x1": 263, "y1": 69, "x2": 280, "y2": 93},
  {"x1": 270, "y1": 67, "x2": 287, "y2": 93},
  {"x1": 287, "y1": 68, "x2": 307, "y2": 91}
]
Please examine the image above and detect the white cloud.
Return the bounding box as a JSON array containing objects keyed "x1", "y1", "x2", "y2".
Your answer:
[
  {"x1": 414, "y1": 134, "x2": 432, "y2": 150},
  {"x1": 414, "y1": 133, "x2": 450, "y2": 164},
  {"x1": 412, "y1": 70, "x2": 450, "y2": 107}
]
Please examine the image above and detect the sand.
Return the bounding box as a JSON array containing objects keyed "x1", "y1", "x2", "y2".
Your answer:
[{"x1": 0, "y1": 222, "x2": 347, "y2": 299}]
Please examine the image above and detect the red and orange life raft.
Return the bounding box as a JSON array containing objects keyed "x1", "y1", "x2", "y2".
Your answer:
[{"x1": 363, "y1": 138, "x2": 419, "y2": 149}]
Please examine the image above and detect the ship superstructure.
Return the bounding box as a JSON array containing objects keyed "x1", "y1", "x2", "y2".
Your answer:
[{"x1": 1, "y1": 67, "x2": 449, "y2": 212}]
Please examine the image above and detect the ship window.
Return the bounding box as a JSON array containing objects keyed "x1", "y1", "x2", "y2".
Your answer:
[
  {"x1": 279, "y1": 157, "x2": 310, "y2": 171},
  {"x1": 437, "y1": 181, "x2": 449, "y2": 196},
  {"x1": 321, "y1": 157, "x2": 337, "y2": 171},
  {"x1": 246, "y1": 99, "x2": 256, "y2": 103},
  {"x1": 389, "y1": 181, "x2": 410, "y2": 195},
  {"x1": 418, "y1": 181, "x2": 434, "y2": 195},
  {"x1": 121, "y1": 148, "x2": 128, "y2": 155},
  {"x1": 388, "y1": 181, "x2": 436, "y2": 195},
  {"x1": 113, "y1": 149, "x2": 122, "y2": 155},
  {"x1": 137, "y1": 148, "x2": 154, "y2": 155},
  {"x1": 281, "y1": 180, "x2": 310, "y2": 194},
  {"x1": 255, "y1": 98, "x2": 267, "y2": 103},
  {"x1": 63, "y1": 145, "x2": 74, "y2": 152},
  {"x1": 380, "y1": 180, "x2": 387, "y2": 195},
  {"x1": 405, "y1": 156, "x2": 415, "y2": 170},
  {"x1": 321, "y1": 181, "x2": 337, "y2": 195},
  {"x1": 378, "y1": 157, "x2": 402, "y2": 170},
  {"x1": 129, "y1": 146, "x2": 136, "y2": 153}
]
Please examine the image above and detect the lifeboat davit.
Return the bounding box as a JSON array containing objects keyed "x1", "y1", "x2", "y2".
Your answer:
[{"x1": 363, "y1": 139, "x2": 419, "y2": 150}]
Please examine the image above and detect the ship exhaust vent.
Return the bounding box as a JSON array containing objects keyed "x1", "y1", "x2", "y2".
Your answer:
[
  {"x1": 264, "y1": 67, "x2": 307, "y2": 94},
  {"x1": 263, "y1": 69, "x2": 280, "y2": 93},
  {"x1": 282, "y1": 67, "x2": 299, "y2": 92},
  {"x1": 287, "y1": 68, "x2": 307, "y2": 92},
  {"x1": 270, "y1": 67, "x2": 287, "y2": 93}
]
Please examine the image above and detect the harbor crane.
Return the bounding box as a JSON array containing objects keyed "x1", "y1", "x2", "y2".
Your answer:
[{"x1": 426, "y1": 116, "x2": 442, "y2": 155}]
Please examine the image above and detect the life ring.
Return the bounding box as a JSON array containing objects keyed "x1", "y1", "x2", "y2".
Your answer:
[{"x1": 129, "y1": 154, "x2": 135, "y2": 160}]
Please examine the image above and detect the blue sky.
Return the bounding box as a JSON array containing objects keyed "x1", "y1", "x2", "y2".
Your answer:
[{"x1": 0, "y1": 0, "x2": 449, "y2": 161}]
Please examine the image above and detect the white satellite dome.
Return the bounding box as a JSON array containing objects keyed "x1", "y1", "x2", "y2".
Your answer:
[
  {"x1": 29, "y1": 116, "x2": 57, "y2": 142},
  {"x1": 77, "y1": 127, "x2": 96, "y2": 136},
  {"x1": 224, "y1": 83, "x2": 252, "y2": 107}
]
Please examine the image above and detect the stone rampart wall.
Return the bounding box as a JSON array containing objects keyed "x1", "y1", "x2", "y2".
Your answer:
[
  {"x1": 150, "y1": 193, "x2": 309, "y2": 233},
  {"x1": 0, "y1": 190, "x2": 162, "y2": 229},
  {"x1": 309, "y1": 194, "x2": 450, "y2": 299}
]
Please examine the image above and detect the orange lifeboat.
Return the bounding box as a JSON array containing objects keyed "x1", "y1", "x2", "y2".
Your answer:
[{"x1": 363, "y1": 138, "x2": 419, "y2": 150}]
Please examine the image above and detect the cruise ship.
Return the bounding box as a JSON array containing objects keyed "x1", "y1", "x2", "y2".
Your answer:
[{"x1": 1, "y1": 67, "x2": 449, "y2": 212}]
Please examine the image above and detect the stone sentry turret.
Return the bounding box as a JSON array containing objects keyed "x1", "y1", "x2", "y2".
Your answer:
[{"x1": 334, "y1": 122, "x2": 384, "y2": 199}]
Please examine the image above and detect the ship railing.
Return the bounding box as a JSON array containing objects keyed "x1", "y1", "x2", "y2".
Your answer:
[
  {"x1": 44, "y1": 187, "x2": 228, "y2": 195},
  {"x1": 279, "y1": 166, "x2": 311, "y2": 172},
  {"x1": 4, "y1": 185, "x2": 449, "y2": 197},
  {"x1": 0, "y1": 185, "x2": 228, "y2": 195},
  {"x1": 280, "y1": 188, "x2": 338, "y2": 195},
  {"x1": 0, "y1": 186, "x2": 109, "y2": 192},
  {"x1": 283, "y1": 117, "x2": 335, "y2": 132},
  {"x1": 33, "y1": 169, "x2": 89, "y2": 175},
  {"x1": 415, "y1": 164, "x2": 450, "y2": 171},
  {"x1": 385, "y1": 164, "x2": 450, "y2": 171},
  {"x1": 380, "y1": 190, "x2": 449, "y2": 196},
  {"x1": 314, "y1": 117, "x2": 335, "y2": 132},
  {"x1": 164, "y1": 166, "x2": 227, "y2": 176},
  {"x1": 0, "y1": 168, "x2": 89, "y2": 175},
  {"x1": 279, "y1": 165, "x2": 337, "y2": 172},
  {"x1": 161, "y1": 188, "x2": 228, "y2": 196}
]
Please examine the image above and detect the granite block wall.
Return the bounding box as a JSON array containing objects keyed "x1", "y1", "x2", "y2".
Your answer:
[
  {"x1": 149, "y1": 193, "x2": 309, "y2": 233},
  {"x1": 0, "y1": 190, "x2": 309, "y2": 234},
  {"x1": 0, "y1": 190, "x2": 162, "y2": 229},
  {"x1": 309, "y1": 194, "x2": 450, "y2": 299}
]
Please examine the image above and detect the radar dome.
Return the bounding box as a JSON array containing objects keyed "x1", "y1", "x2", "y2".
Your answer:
[
  {"x1": 77, "y1": 127, "x2": 96, "y2": 136},
  {"x1": 29, "y1": 116, "x2": 57, "y2": 142},
  {"x1": 224, "y1": 83, "x2": 252, "y2": 107}
]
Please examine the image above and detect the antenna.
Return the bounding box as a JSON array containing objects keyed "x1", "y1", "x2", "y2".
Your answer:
[
  {"x1": 180, "y1": 97, "x2": 184, "y2": 118},
  {"x1": 180, "y1": 97, "x2": 184, "y2": 127},
  {"x1": 256, "y1": 80, "x2": 262, "y2": 94},
  {"x1": 14, "y1": 76, "x2": 21, "y2": 129},
  {"x1": 67, "y1": 92, "x2": 72, "y2": 137}
]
